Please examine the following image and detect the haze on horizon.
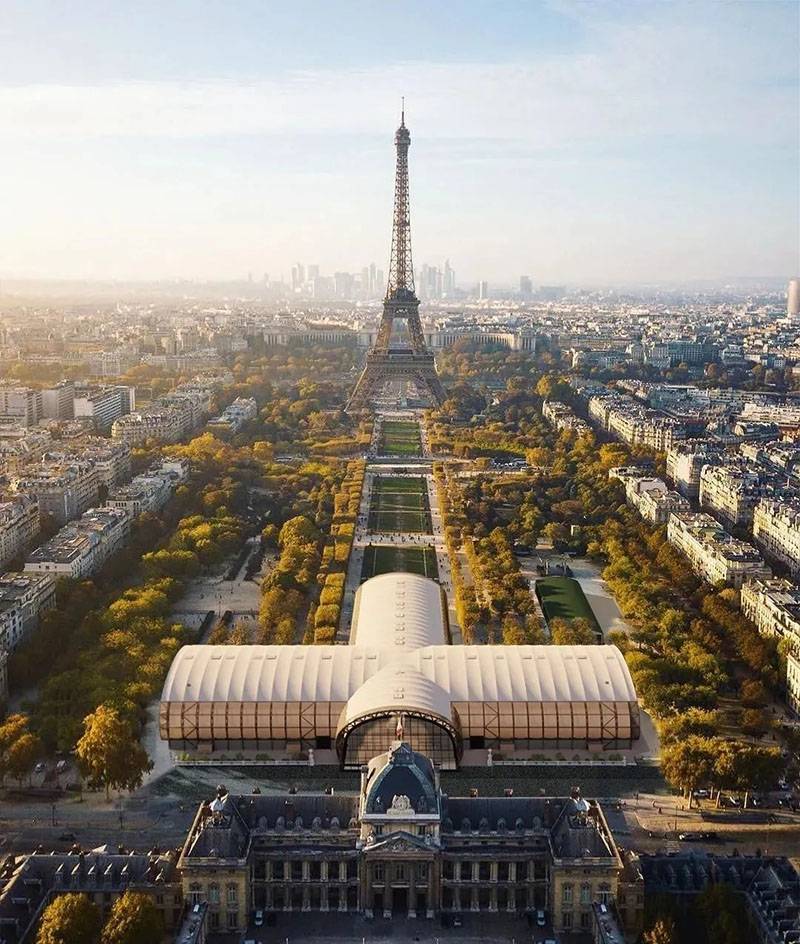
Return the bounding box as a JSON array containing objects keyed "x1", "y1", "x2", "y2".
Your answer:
[{"x1": 0, "y1": 0, "x2": 798, "y2": 288}]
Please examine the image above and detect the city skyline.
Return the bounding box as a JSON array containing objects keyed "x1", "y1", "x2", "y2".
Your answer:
[{"x1": 0, "y1": 1, "x2": 798, "y2": 285}]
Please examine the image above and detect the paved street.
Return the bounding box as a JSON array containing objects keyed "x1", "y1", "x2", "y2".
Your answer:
[{"x1": 233, "y1": 911, "x2": 545, "y2": 943}]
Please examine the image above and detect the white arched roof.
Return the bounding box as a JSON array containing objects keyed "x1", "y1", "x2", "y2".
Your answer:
[
  {"x1": 341, "y1": 663, "x2": 453, "y2": 727},
  {"x1": 161, "y1": 645, "x2": 387, "y2": 703},
  {"x1": 161, "y1": 644, "x2": 637, "y2": 706},
  {"x1": 350, "y1": 572, "x2": 445, "y2": 649},
  {"x1": 409, "y1": 645, "x2": 637, "y2": 703}
]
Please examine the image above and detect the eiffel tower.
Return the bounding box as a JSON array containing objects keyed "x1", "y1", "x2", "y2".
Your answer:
[{"x1": 346, "y1": 106, "x2": 445, "y2": 412}]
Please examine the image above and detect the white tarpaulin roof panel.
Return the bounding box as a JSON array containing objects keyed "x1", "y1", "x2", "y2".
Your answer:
[
  {"x1": 161, "y1": 644, "x2": 636, "y2": 707},
  {"x1": 350, "y1": 572, "x2": 446, "y2": 650}
]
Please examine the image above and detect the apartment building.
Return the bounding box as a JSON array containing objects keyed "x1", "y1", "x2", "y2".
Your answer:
[
  {"x1": 588, "y1": 395, "x2": 619, "y2": 430},
  {"x1": 644, "y1": 340, "x2": 717, "y2": 368},
  {"x1": 623, "y1": 477, "x2": 690, "y2": 525},
  {"x1": 542, "y1": 401, "x2": 591, "y2": 434},
  {"x1": 667, "y1": 511, "x2": 771, "y2": 588},
  {"x1": 111, "y1": 380, "x2": 218, "y2": 444},
  {"x1": 0, "y1": 495, "x2": 40, "y2": 569},
  {"x1": 41, "y1": 380, "x2": 75, "y2": 420},
  {"x1": 698, "y1": 464, "x2": 792, "y2": 528},
  {"x1": 79, "y1": 439, "x2": 132, "y2": 490},
  {"x1": 741, "y1": 577, "x2": 800, "y2": 649},
  {"x1": 753, "y1": 499, "x2": 800, "y2": 576},
  {"x1": 0, "y1": 571, "x2": 56, "y2": 701},
  {"x1": 24, "y1": 506, "x2": 131, "y2": 579},
  {"x1": 587, "y1": 395, "x2": 686, "y2": 452},
  {"x1": 111, "y1": 409, "x2": 187, "y2": 445},
  {"x1": 74, "y1": 385, "x2": 135, "y2": 433},
  {"x1": 666, "y1": 441, "x2": 729, "y2": 498},
  {"x1": 10, "y1": 460, "x2": 99, "y2": 526},
  {"x1": 206, "y1": 397, "x2": 258, "y2": 435},
  {"x1": 0, "y1": 571, "x2": 57, "y2": 653},
  {"x1": 740, "y1": 577, "x2": 800, "y2": 713},
  {"x1": 640, "y1": 853, "x2": 800, "y2": 944},
  {"x1": 0, "y1": 426, "x2": 53, "y2": 474},
  {"x1": 787, "y1": 651, "x2": 800, "y2": 715},
  {"x1": 0, "y1": 384, "x2": 42, "y2": 427}
]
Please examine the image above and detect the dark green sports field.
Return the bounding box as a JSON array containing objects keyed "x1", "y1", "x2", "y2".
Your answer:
[
  {"x1": 379, "y1": 420, "x2": 422, "y2": 456},
  {"x1": 535, "y1": 577, "x2": 602, "y2": 636},
  {"x1": 361, "y1": 544, "x2": 439, "y2": 580},
  {"x1": 368, "y1": 475, "x2": 431, "y2": 532}
]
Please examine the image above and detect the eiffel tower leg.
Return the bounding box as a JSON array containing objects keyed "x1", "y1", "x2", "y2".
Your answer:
[{"x1": 346, "y1": 363, "x2": 381, "y2": 413}]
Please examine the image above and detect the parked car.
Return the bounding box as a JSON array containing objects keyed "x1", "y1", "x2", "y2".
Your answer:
[
  {"x1": 254, "y1": 910, "x2": 264, "y2": 927},
  {"x1": 453, "y1": 916, "x2": 463, "y2": 927},
  {"x1": 692, "y1": 789, "x2": 710, "y2": 799},
  {"x1": 56, "y1": 760, "x2": 68, "y2": 772},
  {"x1": 34, "y1": 762, "x2": 45, "y2": 773},
  {"x1": 678, "y1": 832, "x2": 698, "y2": 841},
  {"x1": 536, "y1": 908, "x2": 547, "y2": 926}
]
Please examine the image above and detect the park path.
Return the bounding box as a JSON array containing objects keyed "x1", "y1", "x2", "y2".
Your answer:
[{"x1": 338, "y1": 412, "x2": 463, "y2": 642}]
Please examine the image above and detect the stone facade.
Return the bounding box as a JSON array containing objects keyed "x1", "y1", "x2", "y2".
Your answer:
[{"x1": 178, "y1": 743, "x2": 642, "y2": 938}]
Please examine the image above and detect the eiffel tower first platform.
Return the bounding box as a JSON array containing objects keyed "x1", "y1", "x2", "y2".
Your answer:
[{"x1": 346, "y1": 107, "x2": 445, "y2": 413}]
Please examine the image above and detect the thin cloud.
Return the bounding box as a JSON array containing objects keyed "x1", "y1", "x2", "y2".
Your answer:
[{"x1": 0, "y1": 14, "x2": 794, "y2": 148}]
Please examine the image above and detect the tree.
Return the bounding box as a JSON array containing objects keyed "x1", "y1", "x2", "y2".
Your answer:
[
  {"x1": 740, "y1": 707, "x2": 768, "y2": 738},
  {"x1": 75, "y1": 705, "x2": 153, "y2": 799},
  {"x1": 37, "y1": 893, "x2": 101, "y2": 944},
  {"x1": 5, "y1": 731, "x2": 42, "y2": 785},
  {"x1": 0, "y1": 713, "x2": 30, "y2": 783},
  {"x1": 101, "y1": 891, "x2": 162, "y2": 944},
  {"x1": 693, "y1": 882, "x2": 748, "y2": 944},
  {"x1": 659, "y1": 709, "x2": 720, "y2": 745},
  {"x1": 739, "y1": 678, "x2": 767, "y2": 707},
  {"x1": 550, "y1": 617, "x2": 596, "y2": 645},
  {"x1": 661, "y1": 736, "x2": 716, "y2": 806},
  {"x1": 644, "y1": 917, "x2": 677, "y2": 944}
]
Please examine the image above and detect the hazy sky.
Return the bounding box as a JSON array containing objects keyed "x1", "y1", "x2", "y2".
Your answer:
[{"x1": 0, "y1": 0, "x2": 798, "y2": 286}]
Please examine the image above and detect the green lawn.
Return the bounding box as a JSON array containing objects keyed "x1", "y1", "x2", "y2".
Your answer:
[
  {"x1": 379, "y1": 420, "x2": 422, "y2": 456},
  {"x1": 372, "y1": 475, "x2": 426, "y2": 493},
  {"x1": 368, "y1": 476, "x2": 431, "y2": 532},
  {"x1": 535, "y1": 577, "x2": 602, "y2": 636},
  {"x1": 361, "y1": 544, "x2": 439, "y2": 580}
]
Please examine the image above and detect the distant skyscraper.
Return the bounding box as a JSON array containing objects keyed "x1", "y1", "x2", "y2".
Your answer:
[
  {"x1": 443, "y1": 259, "x2": 455, "y2": 296},
  {"x1": 307, "y1": 264, "x2": 320, "y2": 280},
  {"x1": 519, "y1": 275, "x2": 533, "y2": 298},
  {"x1": 291, "y1": 263, "x2": 305, "y2": 291},
  {"x1": 788, "y1": 278, "x2": 800, "y2": 317},
  {"x1": 334, "y1": 272, "x2": 354, "y2": 298},
  {"x1": 478, "y1": 280, "x2": 489, "y2": 301},
  {"x1": 369, "y1": 263, "x2": 377, "y2": 294},
  {"x1": 376, "y1": 269, "x2": 385, "y2": 296},
  {"x1": 361, "y1": 267, "x2": 370, "y2": 296}
]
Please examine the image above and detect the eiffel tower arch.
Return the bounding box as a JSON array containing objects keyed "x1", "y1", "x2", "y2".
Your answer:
[{"x1": 346, "y1": 107, "x2": 445, "y2": 413}]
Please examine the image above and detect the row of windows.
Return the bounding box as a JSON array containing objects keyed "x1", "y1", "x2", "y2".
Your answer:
[
  {"x1": 442, "y1": 861, "x2": 548, "y2": 881},
  {"x1": 373, "y1": 863, "x2": 427, "y2": 882},
  {"x1": 252, "y1": 861, "x2": 359, "y2": 881},
  {"x1": 189, "y1": 882, "x2": 239, "y2": 905},
  {"x1": 561, "y1": 882, "x2": 612, "y2": 905}
]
